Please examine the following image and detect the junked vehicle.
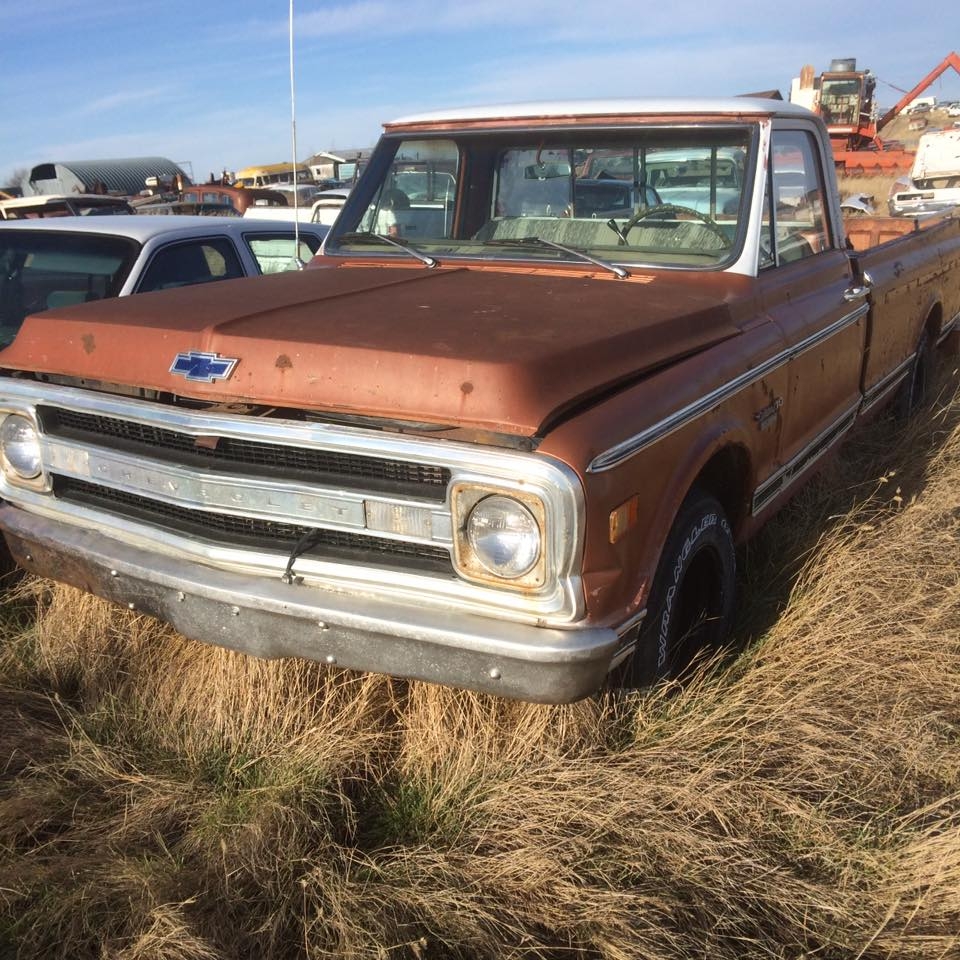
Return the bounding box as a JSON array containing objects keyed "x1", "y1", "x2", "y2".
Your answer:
[
  {"x1": 888, "y1": 128, "x2": 960, "y2": 216},
  {"x1": 242, "y1": 188, "x2": 353, "y2": 226},
  {"x1": 0, "y1": 216, "x2": 327, "y2": 348},
  {"x1": 233, "y1": 162, "x2": 313, "y2": 189},
  {"x1": 0, "y1": 99, "x2": 957, "y2": 703},
  {"x1": 0, "y1": 194, "x2": 135, "y2": 219}
]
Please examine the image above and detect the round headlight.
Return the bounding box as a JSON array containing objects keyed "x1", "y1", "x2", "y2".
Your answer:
[
  {"x1": 1, "y1": 414, "x2": 41, "y2": 479},
  {"x1": 466, "y1": 495, "x2": 541, "y2": 579}
]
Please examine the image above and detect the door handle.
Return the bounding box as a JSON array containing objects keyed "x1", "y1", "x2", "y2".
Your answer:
[{"x1": 843, "y1": 270, "x2": 873, "y2": 302}]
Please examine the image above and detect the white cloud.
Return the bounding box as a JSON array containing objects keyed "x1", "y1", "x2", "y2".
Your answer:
[{"x1": 75, "y1": 85, "x2": 179, "y2": 118}]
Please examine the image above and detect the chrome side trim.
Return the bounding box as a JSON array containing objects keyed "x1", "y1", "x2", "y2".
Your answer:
[
  {"x1": 937, "y1": 311, "x2": 959, "y2": 345},
  {"x1": 751, "y1": 401, "x2": 859, "y2": 515},
  {"x1": 588, "y1": 303, "x2": 869, "y2": 473},
  {"x1": 860, "y1": 354, "x2": 914, "y2": 415},
  {"x1": 606, "y1": 607, "x2": 649, "y2": 669}
]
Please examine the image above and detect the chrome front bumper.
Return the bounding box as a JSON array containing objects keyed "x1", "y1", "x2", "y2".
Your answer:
[{"x1": 0, "y1": 504, "x2": 619, "y2": 703}]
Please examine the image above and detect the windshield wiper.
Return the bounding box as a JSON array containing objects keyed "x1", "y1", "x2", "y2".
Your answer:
[
  {"x1": 482, "y1": 236, "x2": 628, "y2": 279},
  {"x1": 337, "y1": 231, "x2": 437, "y2": 268}
]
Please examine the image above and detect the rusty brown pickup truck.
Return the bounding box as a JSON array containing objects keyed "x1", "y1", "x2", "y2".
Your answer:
[{"x1": 0, "y1": 99, "x2": 958, "y2": 702}]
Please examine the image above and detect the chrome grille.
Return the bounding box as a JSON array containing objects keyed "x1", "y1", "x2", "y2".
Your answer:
[
  {"x1": 52, "y1": 475, "x2": 453, "y2": 573},
  {"x1": 39, "y1": 407, "x2": 451, "y2": 500}
]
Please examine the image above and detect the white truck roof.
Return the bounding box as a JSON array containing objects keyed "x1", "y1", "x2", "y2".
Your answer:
[
  {"x1": 912, "y1": 128, "x2": 960, "y2": 180},
  {"x1": 388, "y1": 97, "x2": 815, "y2": 127}
]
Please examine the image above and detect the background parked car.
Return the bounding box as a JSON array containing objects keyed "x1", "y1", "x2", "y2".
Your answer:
[
  {"x1": 0, "y1": 215, "x2": 327, "y2": 348},
  {"x1": 0, "y1": 194, "x2": 135, "y2": 219}
]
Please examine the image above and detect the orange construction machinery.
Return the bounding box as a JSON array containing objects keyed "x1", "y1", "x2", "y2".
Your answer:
[{"x1": 790, "y1": 52, "x2": 960, "y2": 175}]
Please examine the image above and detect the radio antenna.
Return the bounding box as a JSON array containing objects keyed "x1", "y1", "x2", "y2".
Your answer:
[{"x1": 289, "y1": 0, "x2": 305, "y2": 267}]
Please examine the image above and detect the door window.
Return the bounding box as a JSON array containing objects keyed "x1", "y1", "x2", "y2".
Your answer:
[
  {"x1": 760, "y1": 130, "x2": 832, "y2": 268},
  {"x1": 138, "y1": 238, "x2": 244, "y2": 292},
  {"x1": 246, "y1": 234, "x2": 322, "y2": 273}
]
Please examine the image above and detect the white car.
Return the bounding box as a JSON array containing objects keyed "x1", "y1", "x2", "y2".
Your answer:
[
  {"x1": 0, "y1": 215, "x2": 327, "y2": 347},
  {"x1": 242, "y1": 187, "x2": 351, "y2": 226},
  {"x1": 0, "y1": 194, "x2": 135, "y2": 219}
]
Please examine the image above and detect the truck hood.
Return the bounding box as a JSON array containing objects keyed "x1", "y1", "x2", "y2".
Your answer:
[{"x1": 1, "y1": 264, "x2": 749, "y2": 436}]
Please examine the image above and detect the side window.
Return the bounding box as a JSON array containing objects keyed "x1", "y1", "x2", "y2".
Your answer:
[
  {"x1": 137, "y1": 238, "x2": 244, "y2": 292},
  {"x1": 246, "y1": 234, "x2": 322, "y2": 274},
  {"x1": 761, "y1": 130, "x2": 832, "y2": 268},
  {"x1": 360, "y1": 139, "x2": 460, "y2": 239}
]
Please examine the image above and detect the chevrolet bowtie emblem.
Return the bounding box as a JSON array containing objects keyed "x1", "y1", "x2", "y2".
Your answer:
[{"x1": 170, "y1": 351, "x2": 239, "y2": 383}]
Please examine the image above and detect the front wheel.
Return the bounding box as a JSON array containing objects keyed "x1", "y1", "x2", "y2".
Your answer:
[{"x1": 620, "y1": 490, "x2": 736, "y2": 687}]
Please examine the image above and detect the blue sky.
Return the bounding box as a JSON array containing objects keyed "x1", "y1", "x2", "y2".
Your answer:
[{"x1": 3, "y1": 0, "x2": 959, "y2": 185}]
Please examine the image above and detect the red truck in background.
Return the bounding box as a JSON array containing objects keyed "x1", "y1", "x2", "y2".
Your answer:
[{"x1": 0, "y1": 98, "x2": 957, "y2": 702}]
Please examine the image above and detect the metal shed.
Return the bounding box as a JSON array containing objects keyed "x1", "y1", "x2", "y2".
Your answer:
[{"x1": 24, "y1": 157, "x2": 191, "y2": 197}]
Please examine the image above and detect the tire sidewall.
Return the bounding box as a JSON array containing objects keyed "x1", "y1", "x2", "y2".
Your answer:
[
  {"x1": 895, "y1": 328, "x2": 933, "y2": 420},
  {"x1": 631, "y1": 492, "x2": 736, "y2": 685}
]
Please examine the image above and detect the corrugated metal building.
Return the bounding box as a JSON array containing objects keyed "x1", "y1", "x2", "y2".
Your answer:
[{"x1": 24, "y1": 157, "x2": 190, "y2": 197}]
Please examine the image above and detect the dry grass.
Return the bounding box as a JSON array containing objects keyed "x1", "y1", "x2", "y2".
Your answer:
[{"x1": 1, "y1": 366, "x2": 959, "y2": 959}]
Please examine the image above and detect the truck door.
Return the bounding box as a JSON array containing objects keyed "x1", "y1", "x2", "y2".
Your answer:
[{"x1": 753, "y1": 126, "x2": 867, "y2": 512}]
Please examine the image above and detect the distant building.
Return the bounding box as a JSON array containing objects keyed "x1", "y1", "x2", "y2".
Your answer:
[
  {"x1": 22, "y1": 157, "x2": 191, "y2": 198},
  {"x1": 306, "y1": 149, "x2": 372, "y2": 184}
]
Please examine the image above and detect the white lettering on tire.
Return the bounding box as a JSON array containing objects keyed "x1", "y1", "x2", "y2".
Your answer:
[{"x1": 656, "y1": 512, "x2": 726, "y2": 670}]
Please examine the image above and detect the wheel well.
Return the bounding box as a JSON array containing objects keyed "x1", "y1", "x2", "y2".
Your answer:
[
  {"x1": 692, "y1": 445, "x2": 751, "y2": 535},
  {"x1": 925, "y1": 301, "x2": 943, "y2": 340}
]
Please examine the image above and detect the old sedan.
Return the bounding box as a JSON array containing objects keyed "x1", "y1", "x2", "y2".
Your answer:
[{"x1": 0, "y1": 216, "x2": 327, "y2": 346}]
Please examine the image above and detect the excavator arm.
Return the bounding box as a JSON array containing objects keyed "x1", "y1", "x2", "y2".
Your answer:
[{"x1": 876, "y1": 52, "x2": 960, "y2": 134}]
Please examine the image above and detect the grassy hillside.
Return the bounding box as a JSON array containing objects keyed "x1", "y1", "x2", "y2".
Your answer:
[{"x1": 1, "y1": 365, "x2": 958, "y2": 960}]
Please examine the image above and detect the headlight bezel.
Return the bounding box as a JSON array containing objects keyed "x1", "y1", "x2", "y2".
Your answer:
[
  {"x1": 451, "y1": 482, "x2": 548, "y2": 590},
  {"x1": 0, "y1": 412, "x2": 44, "y2": 484}
]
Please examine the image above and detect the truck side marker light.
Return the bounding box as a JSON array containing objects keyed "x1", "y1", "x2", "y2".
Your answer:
[{"x1": 609, "y1": 494, "x2": 641, "y2": 543}]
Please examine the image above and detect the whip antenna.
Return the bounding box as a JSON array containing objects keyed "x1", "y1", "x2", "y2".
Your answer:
[{"x1": 289, "y1": 0, "x2": 305, "y2": 267}]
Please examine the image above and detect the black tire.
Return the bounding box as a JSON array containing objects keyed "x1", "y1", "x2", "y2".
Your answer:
[
  {"x1": 621, "y1": 490, "x2": 736, "y2": 687},
  {"x1": 894, "y1": 327, "x2": 934, "y2": 420},
  {"x1": 0, "y1": 533, "x2": 22, "y2": 583}
]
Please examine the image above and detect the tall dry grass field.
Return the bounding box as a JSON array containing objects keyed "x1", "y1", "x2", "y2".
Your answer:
[{"x1": 1, "y1": 362, "x2": 959, "y2": 959}]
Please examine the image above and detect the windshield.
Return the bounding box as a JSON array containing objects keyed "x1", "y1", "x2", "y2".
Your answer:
[
  {"x1": 328, "y1": 126, "x2": 754, "y2": 270},
  {"x1": 0, "y1": 231, "x2": 137, "y2": 347}
]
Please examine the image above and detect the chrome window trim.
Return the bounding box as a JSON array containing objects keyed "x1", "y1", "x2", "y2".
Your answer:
[
  {"x1": 587, "y1": 303, "x2": 869, "y2": 473},
  {"x1": 0, "y1": 380, "x2": 587, "y2": 626}
]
